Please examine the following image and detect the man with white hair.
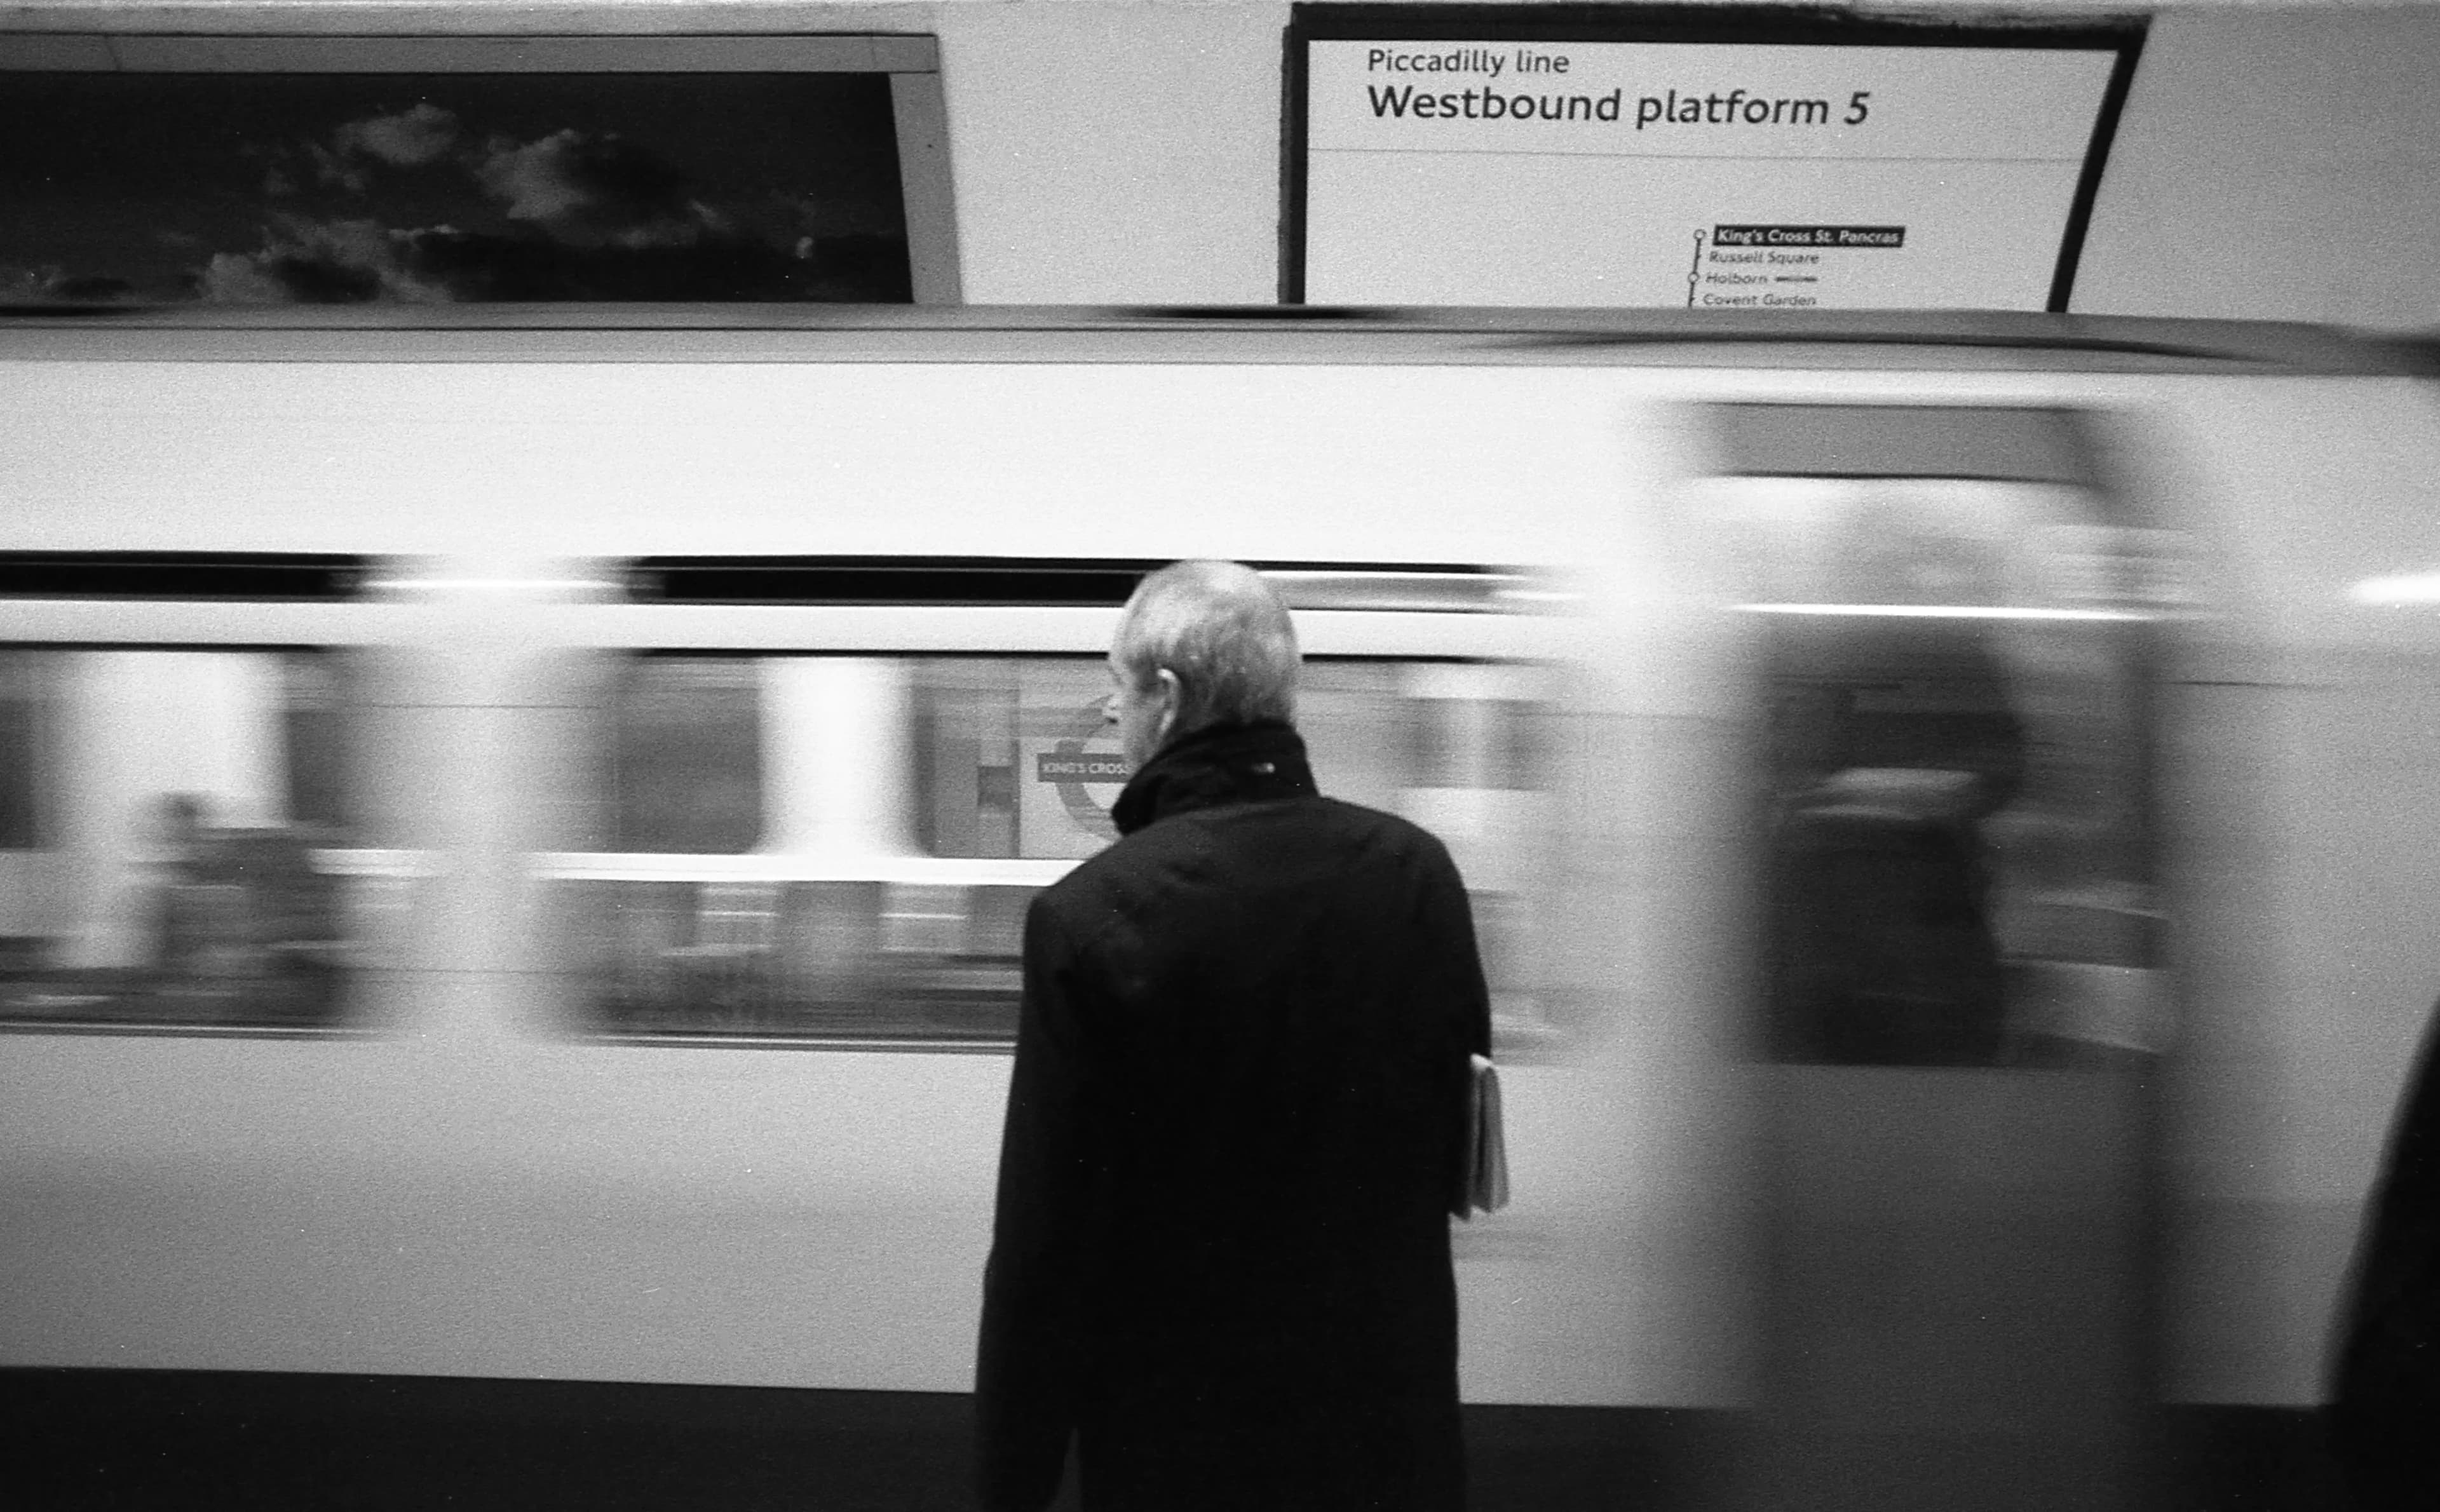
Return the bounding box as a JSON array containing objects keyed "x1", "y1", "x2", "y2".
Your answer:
[{"x1": 977, "y1": 560, "x2": 1489, "y2": 1512}]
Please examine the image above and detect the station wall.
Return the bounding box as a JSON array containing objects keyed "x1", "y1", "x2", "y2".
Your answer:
[
  {"x1": 9, "y1": 2, "x2": 2440, "y2": 325},
  {"x1": 2073, "y1": 8, "x2": 2440, "y2": 328}
]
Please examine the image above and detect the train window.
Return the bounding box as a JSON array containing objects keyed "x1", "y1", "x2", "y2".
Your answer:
[
  {"x1": 609, "y1": 658, "x2": 766, "y2": 854},
  {"x1": 0, "y1": 648, "x2": 387, "y2": 1032},
  {"x1": 548, "y1": 655, "x2": 1552, "y2": 1048},
  {"x1": 1705, "y1": 472, "x2": 2173, "y2": 1066}
]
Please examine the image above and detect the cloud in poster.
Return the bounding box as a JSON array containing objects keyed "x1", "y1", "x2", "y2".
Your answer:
[
  {"x1": 243, "y1": 106, "x2": 457, "y2": 199},
  {"x1": 306, "y1": 142, "x2": 369, "y2": 195},
  {"x1": 200, "y1": 125, "x2": 748, "y2": 302},
  {"x1": 336, "y1": 103, "x2": 461, "y2": 168},
  {"x1": 191, "y1": 209, "x2": 878, "y2": 305},
  {"x1": 198, "y1": 217, "x2": 458, "y2": 304},
  {"x1": 278, "y1": 116, "x2": 732, "y2": 250},
  {"x1": 1, "y1": 262, "x2": 139, "y2": 304},
  {"x1": 473, "y1": 128, "x2": 727, "y2": 248}
]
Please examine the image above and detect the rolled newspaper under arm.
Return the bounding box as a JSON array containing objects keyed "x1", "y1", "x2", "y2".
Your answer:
[{"x1": 1455, "y1": 1053, "x2": 1511, "y2": 1219}]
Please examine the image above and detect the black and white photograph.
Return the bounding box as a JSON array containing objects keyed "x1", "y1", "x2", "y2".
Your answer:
[{"x1": 6, "y1": 6, "x2": 2440, "y2": 1512}]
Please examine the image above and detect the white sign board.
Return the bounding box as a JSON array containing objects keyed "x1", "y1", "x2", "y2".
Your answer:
[{"x1": 1292, "y1": 27, "x2": 2133, "y2": 310}]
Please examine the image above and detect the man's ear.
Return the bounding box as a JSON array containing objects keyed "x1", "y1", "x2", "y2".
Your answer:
[{"x1": 1154, "y1": 667, "x2": 1183, "y2": 746}]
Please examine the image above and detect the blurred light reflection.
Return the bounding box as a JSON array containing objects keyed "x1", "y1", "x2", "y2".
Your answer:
[
  {"x1": 2349, "y1": 573, "x2": 2440, "y2": 605},
  {"x1": 1737, "y1": 603, "x2": 2152, "y2": 621}
]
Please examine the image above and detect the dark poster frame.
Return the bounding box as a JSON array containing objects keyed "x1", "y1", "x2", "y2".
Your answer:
[
  {"x1": 1280, "y1": 4, "x2": 2145, "y2": 309},
  {"x1": 0, "y1": 32, "x2": 961, "y2": 308}
]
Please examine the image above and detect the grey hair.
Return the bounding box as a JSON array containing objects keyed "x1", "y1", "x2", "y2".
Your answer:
[{"x1": 1113, "y1": 560, "x2": 1299, "y2": 735}]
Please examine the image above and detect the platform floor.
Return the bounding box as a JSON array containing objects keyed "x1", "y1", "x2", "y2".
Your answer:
[{"x1": 2, "y1": 1370, "x2": 2339, "y2": 1511}]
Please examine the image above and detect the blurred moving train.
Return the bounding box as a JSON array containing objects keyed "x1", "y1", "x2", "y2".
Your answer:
[{"x1": 4, "y1": 306, "x2": 2439, "y2": 1509}]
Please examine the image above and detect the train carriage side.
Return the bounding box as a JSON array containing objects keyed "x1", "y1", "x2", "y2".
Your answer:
[{"x1": 0, "y1": 314, "x2": 2435, "y2": 1507}]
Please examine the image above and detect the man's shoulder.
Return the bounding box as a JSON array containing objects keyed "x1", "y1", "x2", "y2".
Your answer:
[
  {"x1": 1042, "y1": 795, "x2": 1453, "y2": 907},
  {"x1": 1302, "y1": 794, "x2": 1456, "y2": 864}
]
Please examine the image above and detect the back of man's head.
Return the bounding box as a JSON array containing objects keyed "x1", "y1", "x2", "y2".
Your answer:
[{"x1": 1114, "y1": 560, "x2": 1299, "y2": 738}]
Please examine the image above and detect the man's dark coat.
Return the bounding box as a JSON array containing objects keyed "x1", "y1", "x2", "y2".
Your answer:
[
  {"x1": 977, "y1": 720, "x2": 1489, "y2": 1512},
  {"x1": 2331, "y1": 1001, "x2": 2440, "y2": 1510}
]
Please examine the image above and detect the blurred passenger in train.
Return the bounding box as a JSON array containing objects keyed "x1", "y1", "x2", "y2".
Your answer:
[
  {"x1": 1760, "y1": 498, "x2": 2029, "y2": 1065},
  {"x1": 142, "y1": 791, "x2": 234, "y2": 980},
  {"x1": 142, "y1": 794, "x2": 343, "y2": 1017},
  {"x1": 978, "y1": 561, "x2": 1488, "y2": 1512},
  {"x1": 2329, "y1": 1001, "x2": 2440, "y2": 1511},
  {"x1": 221, "y1": 822, "x2": 346, "y2": 1018},
  {"x1": 1768, "y1": 765, "x2": 2007, "y2": 1064},
  {"x1": 1763, "y1": 619, "x2": 2024, "y2": 1065}
]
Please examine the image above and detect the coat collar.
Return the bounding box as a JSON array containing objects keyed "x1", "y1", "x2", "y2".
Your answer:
[{"x1": 1110, "y1": 720, "x2": 1317, "y2": 837}]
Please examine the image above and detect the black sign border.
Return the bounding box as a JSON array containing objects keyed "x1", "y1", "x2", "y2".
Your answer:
[{"x1": 1280, "y1": 3, "x2": 2147, "y2": 311}]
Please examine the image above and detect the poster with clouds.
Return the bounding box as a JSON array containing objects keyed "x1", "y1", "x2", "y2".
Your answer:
[{"x1": 0, "y1": 69, "x2": 916, "y2": 306}]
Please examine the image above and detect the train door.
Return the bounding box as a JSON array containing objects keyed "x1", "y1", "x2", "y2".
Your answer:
[{"x1": 1698, "y1": 405, "x2": 2176, "y2": 1512}]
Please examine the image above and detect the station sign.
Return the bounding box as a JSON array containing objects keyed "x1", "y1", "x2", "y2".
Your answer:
[
  {"x1": 1015, "y1": 690, "x2": 1128, "y2": 860},
  {"x1": 1286, "y1": 10, "x2": 2142, "y2": 311}
]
